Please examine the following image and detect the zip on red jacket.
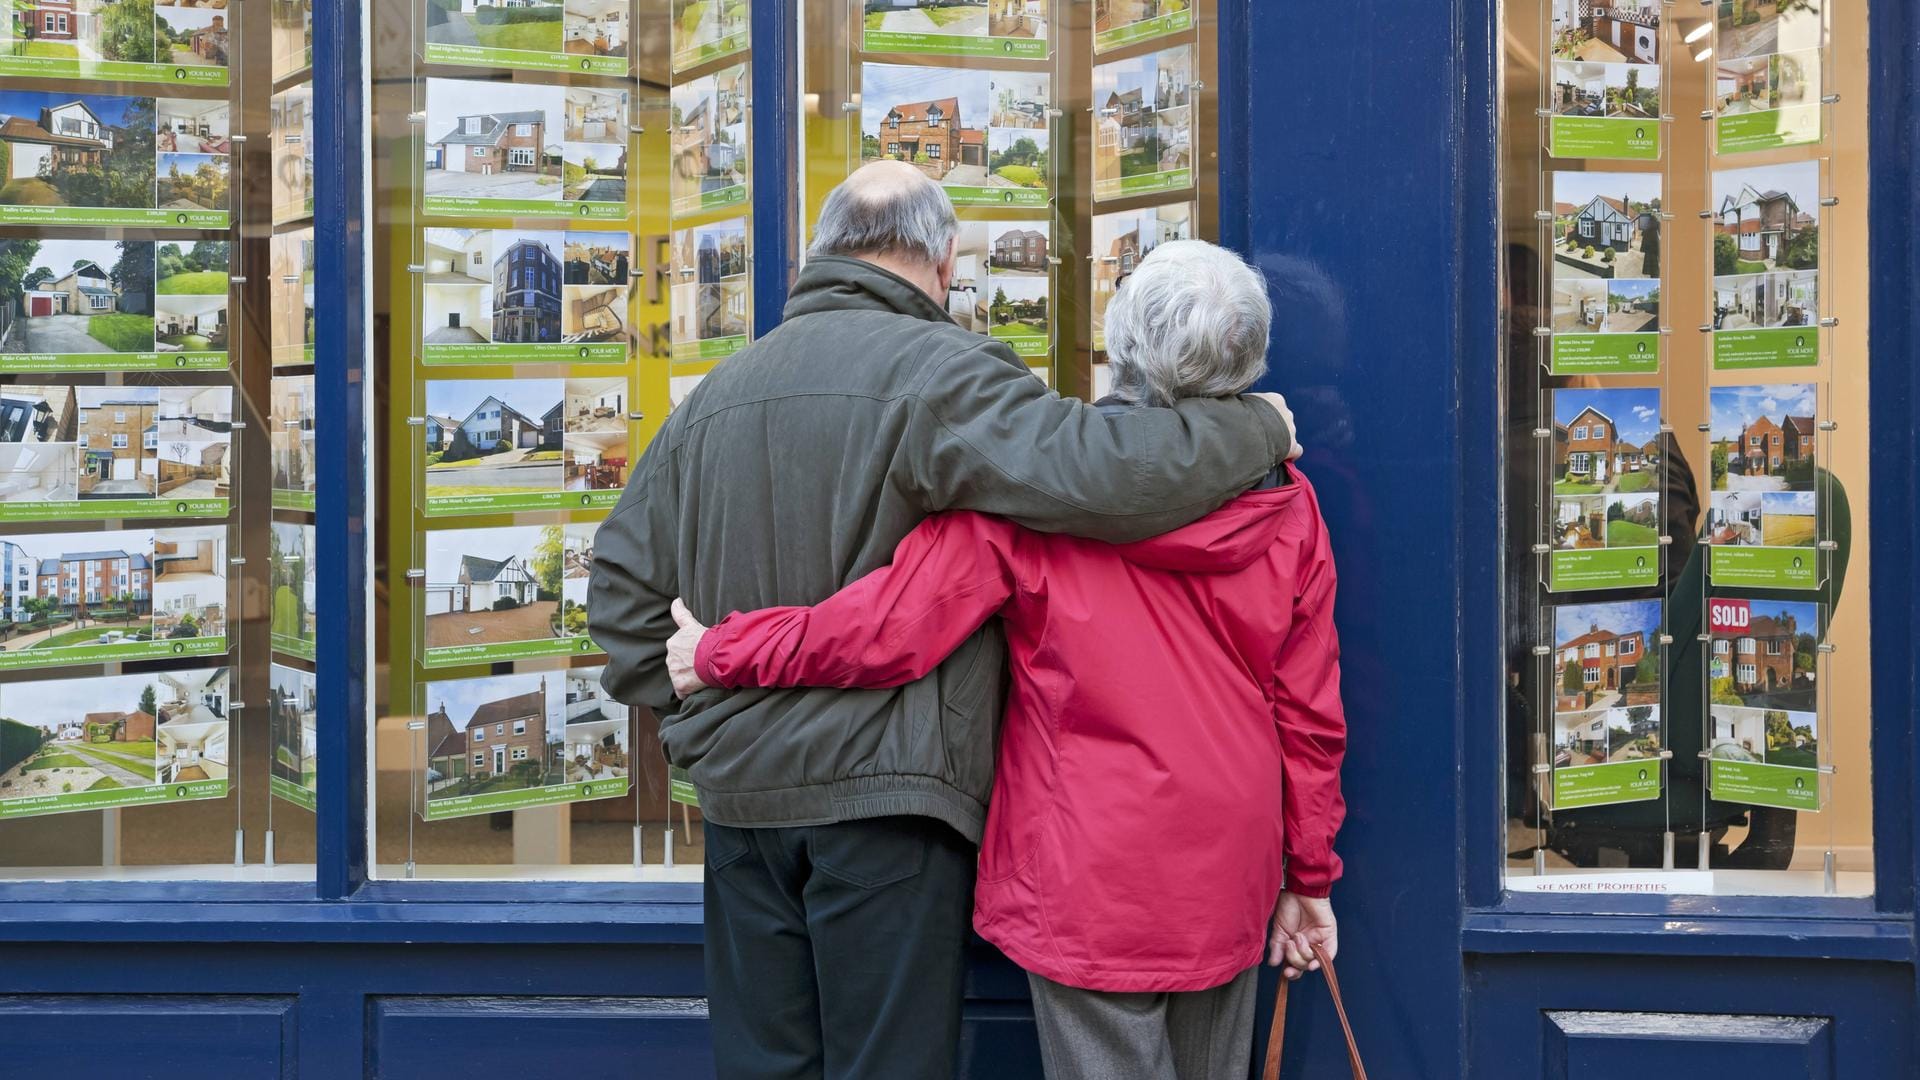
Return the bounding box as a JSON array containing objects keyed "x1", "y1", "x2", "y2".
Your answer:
[{"x1": 695, "y1": 467, "x2": 1346, "y2": 993}]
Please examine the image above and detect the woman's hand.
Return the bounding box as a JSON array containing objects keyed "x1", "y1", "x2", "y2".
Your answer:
[
  {"x1": 666, "y1": 599, "x2": 710, "y2": 699},
  {"x1": 1267, "y1": 891, "x2": 1337, "y2": 981}
]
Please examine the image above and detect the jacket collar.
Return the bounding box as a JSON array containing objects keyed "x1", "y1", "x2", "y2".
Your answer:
[{"x1": 782, "y1": 255, "x2": 956, "y2": 327}]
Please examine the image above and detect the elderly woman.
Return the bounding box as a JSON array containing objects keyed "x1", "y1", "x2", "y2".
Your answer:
[{"x1": 667, "y1": 240, "x2": 1347, "y2": 1080}]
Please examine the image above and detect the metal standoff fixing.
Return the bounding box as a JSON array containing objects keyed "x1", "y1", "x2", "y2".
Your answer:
[
  {"x1": 1697, "y1": 633, "x2": 1712, "y2": 643},
  {"x1": 1531, "y1": 645, "x2": 1552, "y2": 657},
  {"x1": 1659, "y1": 114, "x2": 1675, "y2": 123},
  {"x1": 229, "y1": 420, "x2": 247, "y2": 431},
  {"x1": 283, "y1": 274, "x2": 303, "y2": 284},
  {"x1": 839, "y1": 101, "x2": 858, "y2": 113},
  {"x1": 1533, "y1": 210, "x2": 1553, "y2": 221},
  {"x1": 405, "y1": 416, "x2": 426, "y2": 426},
  {"x1": 1697, "y1": 750, "x2": 1713, "y2": 761},
  {"x1": 1817, "y1": 642, "x2": 1837, "y2": 654},
  {"x1": 1534, "y1": 107, "x2": 1552, "y2": 119},
  {"x1": 628, "y1": 411, "x2": 645, "y2": 421},
  {"x1": 1819, "y1": 420, "x2": 1839, "y2": 431},
  {"x1": 1658, "y1": 750, "x2": 1674, "y2": 760},
  {"x1": 1659, "y1": 423, "x2": 1674, "y2": 433},
  {"x1": 1531, "y1": 326, "x2": 1552, "y2": 338},
  {"x1": 405, "y1": 568, "x2": 426, "y2": 581},
  {"x1": 1532, "y1": 427, "x2": 1552, "y2": 439},
  {"x1": 1821, "y1": 93, "x2": 1841, "y2": 105},
  {"x1": 1819, "y1": 317, "x2": 1839, "y2": 327},
  {"x1": 229, "y1": 134, "x2": 248, "y2": 145},
  {"x1": 230, "y1": 275, "x2": 248, "y2": 285},
  {"x1": 1046, "y1": 108, "x2": 1064, "y2": 118},
  {"x1": 1817, "y1": 539, "x2": 1839, "y2": 552},
  {"x1": 1698, "y1": 323, "x2": 1714, "y2": 333},
  {"x1": 1531, "y1": 763, "x2": 1551, "y2": 776},
  {"x1": 1698, "y1": 422, "x2": 1712, "y2": 432},
  {"x1": 1529, "y1": 543, "x2": 1551, "y2": 554},
  {"x1": 1659, "y1": 634, "x2": 1674, "y2": 646},
  {"x1": 406, "y1": 264, "x2": 425, "y2": 274},
  {"x1": 1821, "y1": 196, "x2": 1840, "y2": 207},
  {"x1": 1658, "y1": 326, "x2": 1673, "y2": 335},
  {"x1": 407, "y1": 110, "x2": 426, "y2": 124},
  {"x1": 1699, "y1": 109, "x2": 1714, "y2": 121},
  {"x1": 1697, "y1": 209, "x2": 1714, "y2": 219},
  {"x1": 228, "y1": 556, "x2": 247, "y2": 566},
  {"x1": 629, "y1": 124, "x2": 646, "y2": 134},
  {"x1": 1046, "y1": 256, "x2": 1063, "y2": 266},
  {"x1": 228, "y1": 702, "x2": 247, "y2": 711},
  {"x1": 1658, "y1": 535, "x2": 1673, "y2": 546},
  {"x1": 406, "y1": 720, "x2": 427, "y2": 731}
]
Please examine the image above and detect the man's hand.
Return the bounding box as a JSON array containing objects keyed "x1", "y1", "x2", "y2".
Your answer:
[
  {"x1": 1248, "y1": 392, "x2": 1304, "y2": 462},
  {"x1": 666, "y1": 599, "x2": 710, "y2": 699},
  {"x1": 1267, "y1": 892, "x2": 1337, "y2": 981}
]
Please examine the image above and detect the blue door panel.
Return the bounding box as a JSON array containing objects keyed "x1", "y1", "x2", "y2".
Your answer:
[
  {"x1": 0, "y1": 995, "x2": 295, "y2": 1079},
  {"x1": 369, "y1": 997, "x2": 713, "y2": 1080},
  {"x1": 1544, "y1": 1011, "x2": 1832, "y2": 1079}
]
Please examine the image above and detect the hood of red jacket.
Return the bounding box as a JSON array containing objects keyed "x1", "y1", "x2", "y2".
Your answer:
[{"x1": 1113, "y1": 470, "x2": 1309, "y2": 573}]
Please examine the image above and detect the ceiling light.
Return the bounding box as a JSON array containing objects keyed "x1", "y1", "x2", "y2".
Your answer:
[
  {"x1": 1684, "y1": 23, "x2": 1711, "y2": 44},
  {"x1": 1695, "y1": 46, "x2": 1713, "y2": 62}
]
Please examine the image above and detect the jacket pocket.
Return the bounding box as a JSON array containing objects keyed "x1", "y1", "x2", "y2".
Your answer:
[
  {"x1": 703, "y1": 821, "x2": 754, "y2": 873},
  {"x1": 811, "y1": 817, "x2": 931, "y2": 891}
]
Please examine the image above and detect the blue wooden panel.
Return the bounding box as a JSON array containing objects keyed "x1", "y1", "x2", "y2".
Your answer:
[
  {"x1": 370, "y1": 997, "x2": 713, "y2": 1080},
  {"x1": 0, "y1": 995, "x2": 295, "y2": 1079},
  {"x1": 1544, "y1": 1011, "x2": 1831, "y2": 1079}
]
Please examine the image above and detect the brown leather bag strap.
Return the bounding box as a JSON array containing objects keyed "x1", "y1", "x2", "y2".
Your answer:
[{"x1": 1261, "y1": 944, "x2": 1367, "y2": 1080}]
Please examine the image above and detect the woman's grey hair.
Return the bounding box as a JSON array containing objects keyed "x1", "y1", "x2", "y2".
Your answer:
[
  {"x1": 1104, "y1": 240, "x2": 1272, "y2": 408},
  {"x1": 808, "y1": 162, "x2": 959, "y2": 268}
]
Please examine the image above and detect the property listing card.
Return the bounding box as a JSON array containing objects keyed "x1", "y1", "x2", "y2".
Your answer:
[
  {"x1": 1546, "y1": 0, "x2": 1662, "y2": 160},
  {"x1": 422, "y1": 78, "x2": 629, "y2": 221},
  {"x1": 670, "y1": 64, "x2": 750, "y2": 217},
  {"x1": 670, "y1": 0, "x2": 749, "y2": 74},
  {"x1": 1706, "y1": 596, "x2": 1822, "y2": 811},
  {"x1": 0, "y1": 89, "x2": 230, "y2": 228},
  {"x1": 861, "y1": 62, "x2": 1051, "y2": 208},
  {"x1": 1709, "y1": 160, "x2": 1820, "y2": 369},
  {"x1": 0, "y1": 237, "x2": 232, "y2": 373},
  {"x1": 1090, "y1": 44, "x2": 1191, "y2": 201},
  {"x1": 424, "y1": 0, "x2": 631, "y2": 77},
  {"x1": 1549, "y1": 599, "x2": 1664, "y2": 809},
  {"x1": 669, "y1": 217, "x2": 751, "y2": 360},
  {"x1": 1712, "y1": 0, "x2": 1822, "y2": 155},
  {"x1": 949, "y1": 219, "x2": 1050, "y2": 359},
  {"x1": 421, "y1": 228, "x2": 634, "y2": 365},
  {"x1": 0, "y1": 667, "x2": 232, "y2": 819},
  {"x1": 1706, "y1": 382, "x2": 1819, "y2": 590},
  {"x1": 1546, "y1": 387, "x2": 1663, "y2": 592},
  {"x1": 419, "y1": 667, "x2": 629, "y2": 820},
  {"x1": 269, "y1": 662, "x2": 318, "y2": 812},
  {"x1": 1548, "y1": 171, "x2": 1662, "y2": 374},
  {"x1": 0, "y1": 384, "x2": 232, "y2": 522},
  {"x1": 0, "y1": 525, "x2": 228, "y2": 673},
  {"x1": 421, "y1": 378, "x2": 628, "y2": 517},
  {"x1": 420, "y1": 521, "x2": 602, "y2": 668},
  {"x1": 0, "y1": 1, "x2": 232, "y2": 86}
]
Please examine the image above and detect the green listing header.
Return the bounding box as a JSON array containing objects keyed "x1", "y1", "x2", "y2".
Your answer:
[
  {"x1": 1710, "y1": 760, "x2": 1819, "y2": 812},
  {"x1": 1095, "y1": 170, "x2": 1192, "y2": 201},
  {"x1": 0, "y1": 778, "x2": 226, "y2": 821},
  {"x1": 673, "y1": 33, "x2": 750, "y2": 74},
  {"x1": 1551, "y1": 333, "x2": 1659, "y2": 375},
  {"x1": 670, "y1": 765, "x2": 699, "y2": 807},
  {"x1": 948, "y1": 186, "x2": 1050, "y2": 208},
  {"x1": 0, "y1": 351, "x2": 226, "y2": 375},
  {"x1": 423, "y1": 197, "x2": 626, "y2": 221},
  {"x1": 674, "y1": 184, "x2": 751, "y2": 218},
  {"x1": 0, "y1": 634, "x2": 225, "y2": 674},
  {"x1": 0, "y1": 497, "x2": 228, "y2": 524},
  {"x1": 862, "y1": 31, "x2": 1049, "y2": 60},
  {"x1": 423, "y1": 42, "x2": 626, "y2": 76},
  {"x1": 422, "y1": 342, "x2": 629, "y2": 365},
  {"x1": 1716, "y1": 106, "x2": 1822, "y2": 155},
  {"x1": 1713, "y1": 327, "x2": 1819, "y2": 369},
  {"x1": 274, "y1": 490, "x2": 317, "y2": 513},
  {"x1": 1551, "y1": 547, "x2": 1660, "y2": 592},
  {"x1": 0, "y1": 206, "x2": 228, "y2": 229},
  {"x1": 0, "y1": 56, "x2": 228, "y2": 87},
  {"x1": 1549, "y1": 116, "x2": 1660, "y2": 161},
  {"x1": 1095, "y1": 11, "x2": 1194, "y2": 52},
  {"x1": 992, "y1": 329, "x2": 1050, "y2": 359},
  {"x1": 671, "y1": 335, "x2": 749, "y2": 362},
  {"x1": 425, "y1": 489, "x2": 618, "y2": 518},
  {"x1": 272, "y1": 632, "x2": 317, "y2": 662},
  {"x1": 425, "y1": 776, "x2": 631, "y2": 821},
  {"x1": 272, "y1": 775, "x2": 318, "y2": 813},
  {"x1": 1710, "y1": 545, "x2": 1818, "y2": 591},
  {"x1": 1555, "y1": 759, "x2": 1661, "y2": 810},
  {"x1": 423, "y1": 635, "x2": 602, "y2": 669}
]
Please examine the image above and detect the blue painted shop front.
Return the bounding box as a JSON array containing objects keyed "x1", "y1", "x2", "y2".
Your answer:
[{"x1": 0, "y1": 0, "x2": 1916, "y2": 1077}]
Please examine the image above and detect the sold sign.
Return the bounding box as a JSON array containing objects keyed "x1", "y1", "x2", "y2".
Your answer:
[{"x1": 1708, "y1": 598, "x2": 1751, "y2": 633}]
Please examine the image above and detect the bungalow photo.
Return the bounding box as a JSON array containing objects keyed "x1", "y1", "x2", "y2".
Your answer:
[
  {"x1": 1710, "y1": 705, "x2": 1817, "y2": 773},
  {"x1": 1551, "y1": 170, "x2": 1662, "y2": 286},
  {"x1": 0, "y1": 90, "x2": 157, "y2": 212},
  {"x1": 423, "y1": 523, "x2": 564, "y2": 653},
  {"x1": 560, "y1": 521, "x2": 594, "y2": 638},
  {"x1": 0, "y1": 238, "x2": 156, "y2": 356},
  {"x1": 860, "y1": 62, "x2": 1050, "y2": 196},
  {"x1": 562, "y1": 664, "x2": 628, "y2": 785},
  {"x1": 270, "y1": 83, "x2": 312, "y2": 223},
  {"x1": 1707, "y1": 597, "x2": 1817, "y2": 708},
  {"x1": 271, "y1": 374, "x2": 315, "y2": 499},
  {"x1": 424, "y1": 0, "x2": 563, "y2": 56},
  {"x1": 670, "y1": 0, "x2": 748, "y2": 67},
  {"x1": 0, "y1": 671, "x2": 166, "y2": 803},
  {"x1": 422, "y1": 379, "x2": 565, "y2": 500},
  {"x1": 269, "y1": 227, "x2": 315, "y2": 365},
  {"x1": 0, "y1": 528, "x2": 155, "y2": 655},
  {"x1": 1712, "y1": 159, "x2": 1819, "y2": 326},
  {"x1": 1550, "y1": 0, "x2": 1660, "y2": 65},
  {"x1": 1554, "y1": 598, "x2": 1662, "y2": 716},
  {"x1": 1708, "y1": 382, "x2": 1817, "y2": 493},
  {"x1": 1089, "y1": 201, "x2": 1192, "y2": 348},
  {"x1": 269, "y1": 520, "x2": 316, "y2": 656},
  {"x1": 155, "y1": 238, "x2": 231, "y2": 352},
  {"x1": 563, "y1": 231, "x2": 631, "y2": 344},
  {"x1": 1716, "y1": 0, "x2": 1823, "y2": 63},
  {"x1": 1092, "y1": 43, "x2": 1195, "y2": 197},
  {"x1": 270, "y1": 663, "x2": 318, "y2": 798},
  {"x1": 424, "y1": 78, "x2": 564, "y2": 204},
  {"x1": 562, "y1": 86, "x2": 627, "y2": 203},
  {"x1": 1550, "y1": 386, "x2": 1660, "y2": 495},
  {"x1": 423, "y1": 671, "x2": 565, "y2": 804},
  {"x1": 670, "y1": 64, "x2": 748, "y2": 212},
  {"x1": 153, "y1": 4, "x2": 231, "y2": 69},
  {"x1": 670, "y1": 217, "x2": 750, "y2": 346},
  {"x1": 151, "y1": 523, "x2": 227, "y2": 641},
  {"x1": 565, "y1": 0, "x2": 629, "y2": 58}
]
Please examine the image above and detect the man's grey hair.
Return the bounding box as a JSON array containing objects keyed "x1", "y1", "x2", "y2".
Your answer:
[
  {"x1": 1104, "y1": 240, "x2": 1272, "y2": 408},
  {"x1": 808, "y1": 161, "x2": 959, "y2": 268}
]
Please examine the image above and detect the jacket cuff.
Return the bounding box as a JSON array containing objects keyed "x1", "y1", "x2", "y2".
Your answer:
[
  {"x1": 693, "y1": 618, "x2": 733, "y2": 689},
  {"x1": 1283, "y1": 868, "x2": 1334, "y2": 899},
  {"x1": 1248, "y1": 396, "x2": 1294, "y2": 464}
]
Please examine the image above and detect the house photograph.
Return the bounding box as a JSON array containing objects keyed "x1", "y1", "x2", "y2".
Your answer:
[
  {"x1": 864, "y1": 1, "x2": 988, "y2": 39},
  {"x1": 1554, "y1": 599, "x2": 1661, "y2": 713},
  {"x1": 1770, "y1": 48, "x2": 1819, "y2": 112},
  {"x1": 987, "y1": 275, "x2": 1048, "y2": 348},
  {"x1": 1551, "y1": 61, "x2": 1606, "y2": 117},
  {"x1": 271, "y1": 374, "x2": 315, "y2": 498},
  {"x1": 75, "y1": 386, "x2": 159, "y2": 499},
  {"x1": 561, "y1": 233, "x2": 632, "y2": 345},
  {"x1": 1092, "y1": 44, "x2": 1194, "y2": 194},
  {"x1": 565, "y1": 0, "x2": 628, "y2": 57},
  {"x1": 270, "y1": 663, "x2": 317, "y2": 796},
  {"x1": 271, "y1": 0, "x2": 314, "y2": 78},
  {"x1": 1550, "y1": 387, "x2": 1660, "y2": 495},
  {"x1": 423, "y1": 379, "x2": 565, "y2": 499},
  {"x1": 0, "y1": 238, "x2": 156, "y2": 356},
  {"x1": 151, "y1": 524, "x2": 226, "y2": 640},
  {"x1": 564, "y1": 231, "x2": 629, "y2": 285},
  {"x1": 670, "y1": 0, "x2": 748, "y2": 65},
  {"x1": 0, "y1": 671, "x2": 166, "y2": 802},
  {"x1": 562, "y1": 665, "x2": 628, "y2": 785},
  {"x1": 561, "y1": 377, "x2": 626, "y2": 434},
  {"x1": 0, "y1": 528, "x2": 154, "y2": 653},
  {"x1": 423, "y1": 524, "x2": 563, "y2": 652},
  {"x1": 669, "y1": 64, "x2": 748, "y2": 209},
  {"x1": 988, "y1": 222, "x2": 1048, "y2": 275},
  {"x1": 1708, "y1": 382, "x2": 1816, "y2": 492},
  {"x1": 1713, "y1": 160, "x2": 1819, "y2": 273},
  {"x1": 154, "y1": 293, "x2": 227, "y2": 351},
  {"x1": 270, "y1": 84, "x2": 312, "y2": 223},
  {"x1": 424, "y1": 79, "x2": 563, "y2": 203},
  {"x1": 986, "y1": 0, "x2": 1047, "y2": 40},
  {"x1": 560, "y1": 521, "x2": 594, "y2": 638},
  {"x1": 156, "y1": 149, "x2": 227, "y2": 211},
  {"x1": 1715, "y1": 55, "x2": 1772, "y2": 116},
  {"x1": 1552, "y1": 170, "x2": 1661, "y2": 282},
  {"x1": 1716, "y1": 0, "x2": 1822, "y2": 63},
  {"x1": 490, "y1": 231, "x2": 564, "y2": 343},
  {"x1": 155, "y1": 667, "x2": 229, "y2": 785},
  {"x1": 671, "y1": 218, "x2": 749, "y2": 345},
  {"x1": 1603, "y1": 61, "x2": 1659, "y2": 119},
  {"x1": 0, "y1": 90, "x2": 155, "y2": 211},
  {"x1": 1549, "y1": 0, "x2": 1660, "y2": 65},
  {"x1": 423, "y1": 672, "x2": 565, "y2": 801},
  {"x1": 1707, "y1": 597, "x2": 1817, "y2": 708},
  {"x1": 1093, "y1": 0, "x2": 1182, "y2": 37},
  {"x1": 860, "y1": 64, "x2": 991, "y2": 186},
  {"x1": 1552, "y1": 494, "x2": 1605, "y2": 550},
  {"x1": 154, "y1": 5, "x2": 230, "y2": 69},
  {"x1": 1712, "y1": 268, "x2": 1817, "y2": 330},
  {"x1": 945, "y1": 221, "x2": 987, "y2": 331},
  {"x1": 1553, "y1": 706, "x2": 1609, "y2": 768},
  {"x1": 424, "y1": 0, "x2": 563, "y2": 55},
  {"x1": 0, "y1": 443, "x2": 75, "y2": 503},
  {"x1": 269, "y1": 520, "x2": 316, "y2": 653}
]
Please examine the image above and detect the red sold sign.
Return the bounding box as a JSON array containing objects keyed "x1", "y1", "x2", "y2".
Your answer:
[{"x1": 1708, "y1": 598, "x2": 1751, "y2": 633}]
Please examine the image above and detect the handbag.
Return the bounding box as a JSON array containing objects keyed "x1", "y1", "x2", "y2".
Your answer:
[{"x1": 1261, "y1": 943, "x2": 1368, "y2": 1080}]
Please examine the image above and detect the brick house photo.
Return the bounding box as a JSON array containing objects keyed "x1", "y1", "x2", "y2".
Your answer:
[
  {"x1": 424, "y1": 80, "x2": 563, "y2": 203},
  {"x1": 74, "y1": 387, "x2": 159, "y2": 499},
  {"x1": 425, "y1": 672, "x2": 564, "y2": 802},
  {"x1": 1710, "y1": 601, "x2": 1814, "y2": 699},
  {"x1": 1709, "y1": 382, "x2": 1816, "y2": 494},
  {"x1": 1551, "y1": 387, "x2": 1660, "y2": 496}
]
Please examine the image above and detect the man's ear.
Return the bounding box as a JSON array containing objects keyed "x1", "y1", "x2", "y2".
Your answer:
[{"x1": 939, "y1": 236, "x2": 959, "y2": 292}]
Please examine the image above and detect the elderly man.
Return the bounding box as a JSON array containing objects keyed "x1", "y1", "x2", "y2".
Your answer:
[{"x1": 590, "y1": 161, "x2": 1296, "y2": 1080}]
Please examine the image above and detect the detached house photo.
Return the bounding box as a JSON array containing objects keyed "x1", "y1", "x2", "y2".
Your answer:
[
  {"x1": 0, "y1": 90, "x2": 155, "y2": 213},
  {"x1": 1709, "y1": 600, "x2": 1816, "y2": 703},
  {"x1": 1089, "y1": 203, "x2": 1191, "y2": 346},
  {"x1": 0, "y1": 238, "x2": 158, "y2": 356},
  {"x1": 1714, "y1": 160, "x2": 1818, "y2": 272},
  {"x1": 423, "y1": 524, "x2": 563, "y2": 653},
  {"x1": 1550, "y1": 387, "x2": 1660, "y2": 496},
  {"x1": 424, "y1": 79, "x2": 562, "y2": 203},
  {"x1": 424, "y1": 672, "x2": 564, "y2": 803},
  {"x1": 1554, "y1": 599, "x2": 1661, "y2": 710},
  {"x1": 74, "y1": 386, "x2": 159, "y2": 499},
  {"x1": 423, "y1": 379, "x2": 566, "y2": 500},
  {"x1": 1709, "y1": 382, "x2": 1817, "y2": 493},
  {"x1": 155, "y1": 7, "x2": 230, "y2": 69}
]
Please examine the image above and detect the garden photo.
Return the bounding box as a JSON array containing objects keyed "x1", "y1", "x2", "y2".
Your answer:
[
  {"x1": 423, "y1": 524, "x2": 564, "y2": 653},
  {"x1": 1551, "y1": 387, "x2": 1661, "y2": 495},
  {"x1": 424, "y1": 0, "x2": 563, "y2": 56},
  {"x1": 560, "y1": 521, "x2": 594, "y2": 639},
  {"x1": 670, "y1": 0, "x2": 748, "y2": 68},
  {"x1": 1709, "y1": 705, "x2": 1817, "y2": 770},
  {"x1": 0, "y1": 673, "x2": 164, "y2": 802},
  {"x1": 1604, "y1": 492, "x2": 1659, "y2": 547},
  {"x1": 0, "y1": 238, "x2": 157, "y2": 356},
  {"x1": 1708, "y1": 382, "x2": 1816, "y2": 493},
  {"x1": 153, "y1": 3, "x2": 230, "y2": 69}
]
